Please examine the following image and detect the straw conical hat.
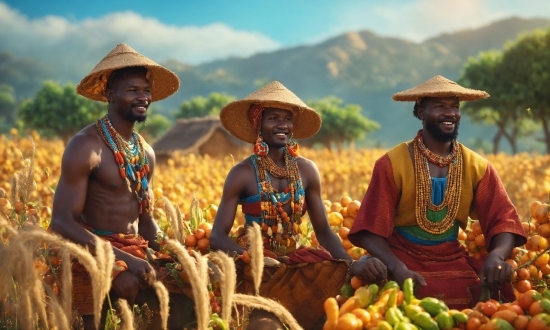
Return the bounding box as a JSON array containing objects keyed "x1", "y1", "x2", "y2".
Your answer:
[
  {"x1": 76, "y1": 43, "x2": 180, "y2": 102},
  {"x1": 219, "y1": 81, "x2": 321, "y2": 143},
  {"x1": 392, "y1": 75, "x2": 489, "y2": 102}
]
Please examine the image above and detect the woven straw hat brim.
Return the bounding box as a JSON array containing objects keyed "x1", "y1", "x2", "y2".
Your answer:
[
  {"x1": 76, "y1": 44, "x2": 180, "y2": 102},
  {"x1": 219, "y1": 81, "x2": 321, "y2": 144},
  {"x1": 392, "y1": 75, "x2": 489, "y2": 102}
]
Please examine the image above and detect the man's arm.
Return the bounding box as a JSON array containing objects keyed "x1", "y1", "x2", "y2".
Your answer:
[
  {"x1": 138, "y1": 145, "x2": 161, "y2": 251},
  {"x1": 299, "y1": 158, "x2": 387, "y2": 282},
  {"x1": 210, "y1": 164, "x2": 250, "y2": 256}
]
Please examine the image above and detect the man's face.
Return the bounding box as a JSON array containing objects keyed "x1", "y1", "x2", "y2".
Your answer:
[
  {"x1": 260, "y1": 108, "x2": 293, "y2": 148},
  {"x1": 107, "y1": 71, "x2": 151, "y2": 123},
  {"x1": 418, "y1": 97, "x2": 460, "y2": 142}
]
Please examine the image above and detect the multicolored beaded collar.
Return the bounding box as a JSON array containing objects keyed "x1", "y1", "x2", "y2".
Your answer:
[
  {"x1": 252, "y1": 149, "x2": 305, "y2": 252},
  {"x1": 413, "y1": 130, "x2": 463, "y2": 234},
  {"x1": 96, "y1": 114, "x2": 151, "y2": 214}
]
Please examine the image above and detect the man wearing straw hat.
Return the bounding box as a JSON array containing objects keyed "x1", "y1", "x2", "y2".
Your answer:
[
  {"x1": 348, "y1": 75, "x2": 527, "y2": 309},
  {"x1": 50, "y1": 43, "x2": 194, "y2": 328},
  {"x1": 211, "y1": 81, "x2": 387, "y2": 329}
]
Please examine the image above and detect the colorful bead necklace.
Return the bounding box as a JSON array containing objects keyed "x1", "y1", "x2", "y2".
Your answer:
[
  {"x1": 414, "y1": 130, "x2": 459, "y2": 167},
  {"x1": 96, "y1": 114, "x2": 151, "y2": 214},
  {"x1": 253, "y1": 149, "x2": 305, "y2": 251},
  {"x1": 413, "y1": 130, "x2": 463, "y2": 235}
]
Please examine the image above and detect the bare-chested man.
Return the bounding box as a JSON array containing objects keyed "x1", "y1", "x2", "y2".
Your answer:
[{"x1": 50, "y1": 43, "x2": 187, "y2": 327}]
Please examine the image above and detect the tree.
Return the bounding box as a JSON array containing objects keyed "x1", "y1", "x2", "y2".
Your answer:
[
  {"x1": 0, "y1": 84, "x2": 16, "y2": 133},
  {"x1": 175, "y1": 92, "x2": 236, "y2": 119},
  {"x1": 499, "y1": 28, "x2": 550, "y2": 153},
  {"x1": 17, "y1": 81, "x2": 104, "y2": 143},
  {"x1": 459, "y1": 51, "x2": 535, "y2": 154},
  {"x1": 306, "y1": 96, "x2": 380, "y2": 149}
]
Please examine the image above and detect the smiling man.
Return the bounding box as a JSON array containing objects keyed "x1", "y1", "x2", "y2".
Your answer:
[
  {"x1": 348, "y1": 75, "x2": 527, "y2": 309},
  {"x1": 210, "y1": 81, "x2": 386, "y2": 329},
  {"x1": 49, "y1": 44, "x2": 195, "y2": 328}
]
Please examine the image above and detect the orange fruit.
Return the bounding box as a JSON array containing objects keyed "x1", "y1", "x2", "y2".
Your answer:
[
  {"x1": 471, "y1": 221, "x2": 482, "y2": 235},
  {"x1": 198, "y1": 222, "x2": 213, "y2": 239},
  {"x1": 513, "y1": 314, "x2": 529, "y2": 330},
  {"x1": 517, "y1": 290, "x2": 540, "y2": 311},
  {"x1": 350, "y1": 276, "x2": 364, "y2": 289},
  {"x1": 184, "y1": 234, "x2": 197, "y2": 247},
  {"x1": 522, "y1": 222, "x2": 537, "y2": 236},
  {"x1": 347, "y1": 200, "x2": 361, "y2": 218},
  {"x1": 339, "y1": 226, "x2": 350, "y2": 240},
  {"x1": 516, "y1": 280, "x2": 532, "y2": 294},
  {"x1": 194, "y1": 228, "x2": 206, "y2": 240},
  {"x1": 530, "y1": 201, "x2": 549, "y2": 223},
  {"x1": 466, "y1": 230, "x2": 477, "y2": 241},
  {"x1": 474, "y1": 234, "x2": 486, "y2": 247},
  {"x1": 330, "y1": 202, "x2": 342, "y2": 212},
  {"x1": 537, "y1": 223, "x2": 550, "y2": 238},
  {"x1": 517, "y1": 268, "x2": 531, "y2": 280},
  {"x1": 458, "y1": 228, "x2": 468, "y2": 241},
  {"x1": 197, "y1": 237, "x2": 210, "y2": 250},
  {"x1": 481, "y1": 301, "x2": 498, "y2": 317},
  {"x1": 340, "y1": 195, "x2": 352, "y2": 207},
  {"x1": 534, "y1": 253, "x2": 549, "y2": 268},
  {"x1": 342, "y1": 239, "x2": 354, "y2": 250},
  {"x1": 528, "y1": 235, "x2": 548, "y2": 250},
  {"x1": 528, "y1": 300, "x2": 544, "y2": 316},
  {"x1": 343, "y1": 216, "x2": 355, "y2": 229},
  {"x1": 466, "y1": 316, "x2": 482, "y2": 330}
]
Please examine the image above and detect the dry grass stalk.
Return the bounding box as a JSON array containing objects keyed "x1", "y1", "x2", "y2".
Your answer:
[
  {"x1": 152, "y1": 281, "x2": 170, "y2": 329},
  {"x1": 60, "y1": 249, "x2": 73, "y2": 318},
  {"x1": 10, "y1": 173, "x2": 19, "y2": 206},
  {"x1": 44, "y1": 282, "x2": 69, "y2": 329},
  {"x1": 162, "y1": 196, "x2": 191, "y2": 245},
  {"x1": 247, "y1": 222, "x2": 264, "y2": 295},
  {"x1": 117, "y1": 299, "x2": 135, "y2": 330},
  {"x1": 165, "y1": 239, "x2": 210, "y2": 330},
  {"x1": 232, "y1": 294, "x2": 302, "y2": 330},
  {"x1": 16, "y1": 229, "x2": 113, "y2": 330},
  {"x1": 207, "y1": 251, "x2": 236, "y2": 323}
]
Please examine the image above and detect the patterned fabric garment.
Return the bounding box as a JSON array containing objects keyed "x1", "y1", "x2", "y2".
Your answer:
[{"x1": 348, "y1": 142, "x2": 527, "y2": 309}]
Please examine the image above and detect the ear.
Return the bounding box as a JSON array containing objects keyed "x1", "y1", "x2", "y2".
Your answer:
[
  {"x1": 417, "y1": 105, "x2": 426, "y2": 121},
  {"x1": 104, "y1": 88, "x2": 114, "y2": 103}
]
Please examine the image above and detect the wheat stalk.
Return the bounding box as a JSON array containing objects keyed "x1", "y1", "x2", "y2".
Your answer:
[
  {"x1": 232, "y1": 294, "x2": 302, "y2": 330},
  {"x1": 153, "y1": 281, "x2": 170, "y2": 329},
  {"x1": 60, "y1": 249, "x2": 73, "y2": 318},
  {"x1": 165, "y1": 239, "x2": 210, "y2": 330},
  {"x1": 117, "y1": 299, "x2": 135, "y2": 330},
  {"x1": 207, "y1": 251, "x2": 235, "y2": 323},
  {"x1": 247, "y1": 222, "x2": 264, "y2": 295}
]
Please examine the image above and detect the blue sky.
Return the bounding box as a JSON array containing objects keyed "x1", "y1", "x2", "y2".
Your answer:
[{"x1": 2, "y1": 0, "x2": 550, "y2": 66}]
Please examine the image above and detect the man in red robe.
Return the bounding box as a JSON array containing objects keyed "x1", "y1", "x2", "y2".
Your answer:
[{"x1": 348, "y1": 75, "x2": 527, "y2": 309}]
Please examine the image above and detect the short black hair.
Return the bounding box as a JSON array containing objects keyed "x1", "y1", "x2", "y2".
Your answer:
[
  {"x1": 413, "y1": 98, "x2": 427, "y2": 120},
  {"x1": 106, "y1": 66, "x2": 148, "y2": 91}
]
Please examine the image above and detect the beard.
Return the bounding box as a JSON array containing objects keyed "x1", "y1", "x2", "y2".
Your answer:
[
  {"x1": 127, "y1": 111, "x2": 147, "y2": 123},
  {"x1": 425, "y1": 119, "x2": 459, "y2": 142}
]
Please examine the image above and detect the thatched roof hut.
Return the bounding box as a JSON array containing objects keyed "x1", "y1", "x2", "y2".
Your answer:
[{"x1": 153, "y1": 116, "x2": 248, "y2": 161}]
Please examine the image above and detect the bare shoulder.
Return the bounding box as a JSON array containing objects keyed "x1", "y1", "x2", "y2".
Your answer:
[
  {"x1": 63, "y1": 124, "x2": 103, "y2": 160},
  {"x1": 228, "y1": 157, "x2": 255, "y2": 178},
  {"x1": 296, "y1": 156, "x2": 319, "y2": 172}
]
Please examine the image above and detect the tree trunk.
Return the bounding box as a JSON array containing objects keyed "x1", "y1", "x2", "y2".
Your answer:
[{"x1": 492, "y1": 128, "x2": 503, "y2": 154}]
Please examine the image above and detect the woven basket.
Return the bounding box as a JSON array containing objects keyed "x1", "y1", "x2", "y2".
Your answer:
[{"x1": 71, "y1": 268, "x2": 94, "y2": 316}]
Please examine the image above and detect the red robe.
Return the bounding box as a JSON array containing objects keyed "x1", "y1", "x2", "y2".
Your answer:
[{"x1": 349, "y1": 142, "x2": 526, "y2": 309}]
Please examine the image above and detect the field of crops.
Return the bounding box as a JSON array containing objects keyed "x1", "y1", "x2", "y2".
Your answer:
[{"x1": 3, "y1": 131, "x2": 550, "y2": 329}]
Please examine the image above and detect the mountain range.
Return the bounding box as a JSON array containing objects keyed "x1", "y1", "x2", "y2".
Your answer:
[{"x1": 3, "y1": 16, "x2": 550, "y2": 151}]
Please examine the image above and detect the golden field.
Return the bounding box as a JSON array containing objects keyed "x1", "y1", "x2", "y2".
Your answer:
[{"x1": 2, "y1": 131, "x2": 550, "y2": 222}]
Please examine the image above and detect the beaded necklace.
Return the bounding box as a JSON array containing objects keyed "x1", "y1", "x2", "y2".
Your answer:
[
  {"x1": 96, "y1": 114, "x2": 151, "y2": 214},
  {"x1": 414, "y1": 130, "x2": 459, "y2": 167},
  {"x1": 253, "y1": 149, "x2": 305, "y2": 251},
  {"x1": 413, "y1": 130, "x2": 463, "y2": 234}
]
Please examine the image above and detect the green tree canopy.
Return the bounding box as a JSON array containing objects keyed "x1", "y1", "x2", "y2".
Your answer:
[
  {"x1": 500, "y1": 28, "x2": 550, "y2": 153},
  {"x1": 17, "y1": 81, "x2": 104, "y2": 143},
  {"x1": 175, "y1": 92, "x2": 236, "y2": 119},
  {"x1": 459, "y1": 51, "x2": 535, "y2": 154},
  {"x1": 306, "y1": 96, "x2": 380, "y2": 149}
]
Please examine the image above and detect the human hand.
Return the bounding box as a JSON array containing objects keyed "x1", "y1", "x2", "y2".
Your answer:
[
  {"x1": 389, "y1": 264, "x2": 426, "y2": 289},
  {"x1": 125, "y1": 256, "x2": 156, "y2": 289},
  {"x1": 479, "y1": 254, "x2": 512, "y2": 287},
  {"x1": 351, "y1": 257, "x2": 388, "y2": 283}
]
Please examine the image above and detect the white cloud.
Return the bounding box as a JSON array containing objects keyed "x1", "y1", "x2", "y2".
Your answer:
[
  {"x1": 309, "y1": 0, "x2": 550, "y2": 43},
  {"x1": 0, "y1": 2, "x2": 281, "y2": 72}
]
